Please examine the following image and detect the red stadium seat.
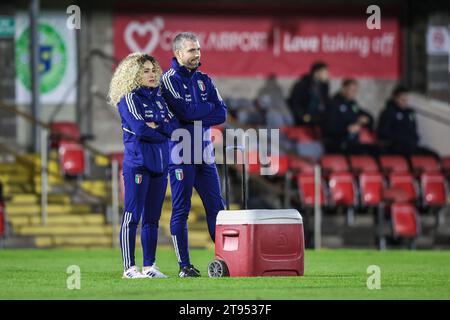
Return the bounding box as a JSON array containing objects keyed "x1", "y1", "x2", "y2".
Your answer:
[
  {"x1": 276, "y1": 155, "x2": 289, "y2": 176},
  {"x1": 296, "y1": 173, "x2": 326, "y2": 207},
  {"x1": 235, "y1": 150, "x2": 260, "y2": 175},
  {"x1": 442, "y1": 156, "x2": 450, "y2": 182},
  {"x1": 388, "y1": 172, "x2": 417, "y2": 202},
  {"x1": 320, "y1": 155, "x2": 349, "y2": 175},
  {"x1": 411, "y1": 156, "x2": 440, "y2": 174},
  {"x1": 260, "y1": 154, "x2": 289, "y2": 176},
  {"x1": 328, "y1": 172, "x2": 356, "y2": 206},
  {"x1": 420, "y1": 172, "x2": 447, "y2": 207},
  {"x1": 50, "y1": 122, "x2": 81, "y2": 149},
  {"x1": 281, "y1": 126, "x2": 317, "y2": 143},
  {"x1": 359, "y1": 172, "x2": 384, "y2": 206},
  {"x1": 442, "y1": 156, "x2": 450, "y2": 173},
  {"x1": 382, "y1": 187, "x2": 410, "y2": 203},
  {"x1": 380, "y1": 155, "x2": 409, "y2": 173},
  {"x1": 391, "y1": 203, "x2": 418, "y2": 238},
  {"x1": 59, "y1": 141, "x2": 85, "y2": 176},
  {"x1": 349, "y1": 155, "x2": 379, "y2": 174},
  {"x1": 288, "y1": 156, "x2": 315, "y2": 173}
]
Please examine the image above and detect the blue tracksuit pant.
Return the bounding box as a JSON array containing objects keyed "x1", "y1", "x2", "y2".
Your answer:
[
  {"x1": 169, "y1": 162, "x2": 225, "y2": 268},
  {"x1": 120, "y1": 165, "x2": 168, "y2": 270}
]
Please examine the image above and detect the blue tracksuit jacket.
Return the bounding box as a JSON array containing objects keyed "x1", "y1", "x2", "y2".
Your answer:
[
  {"x1": 117, "y1": 85, "x2": 176, "y2": 270},
  {"x1": 118, "y1": 86, "x2": 177, "y2": 174},
  {"x1": 161, "y1": 58, "x2": 227, "y2": 268}
]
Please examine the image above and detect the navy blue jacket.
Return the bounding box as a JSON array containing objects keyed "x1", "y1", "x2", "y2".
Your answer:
[
  {"x1": 161, "y1": 58, "x2": 227, "y2": 164},
  {"x1": 324, "y1": 93, "x2": 374, "y2": 145},
  {"x1": 118, "y1": 86, "x2": 177, "y2": 174},
  {"x1": 377, "y1": 99, "x2": 419, "y2": 151},
  {"x1": 287, "y1": 74, "x2": 329, "y2": 125}
]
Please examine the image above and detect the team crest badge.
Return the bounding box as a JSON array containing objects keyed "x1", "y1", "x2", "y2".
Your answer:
[
  {"x1": 156, "y1": 101, "x2": 164, "y2": 110},
  {"x1": 175, "y1": 169, "x2": 184, "y2": 181},
  {"x1": 197, "y1": 80, "x2": 206, "y2": 92},
  {"x1": 135, "y1": 174, "x2": 142, "y2": 184}
]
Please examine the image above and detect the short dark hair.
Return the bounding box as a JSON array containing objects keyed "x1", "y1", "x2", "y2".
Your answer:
[
  {"x1": 342, "y1": 78, "x2": 357, "y2": 88},
  {"x1": 392, "y1": 85, "x2": 409, "y2": 98},
  {"x1": 310, "y1": 61, "x2": 328, "y2": 75},
  {"x1": 173, "y1": 32, "x2": 198, "y2": 52}
]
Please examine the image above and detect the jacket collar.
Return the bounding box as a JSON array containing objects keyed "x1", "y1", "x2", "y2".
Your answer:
[
  {"x1": 335, "y1": 93, "x2": 355, "y2": 105},
  {"x1": 387, "y1": 99, "x2": 407, "y2": 112},
  {"x1": 133, "y1": 86, "x2": 160, "y2": 99},
  {"x1": 171, "y1": 57, "x2": 201, "y2": 78}
]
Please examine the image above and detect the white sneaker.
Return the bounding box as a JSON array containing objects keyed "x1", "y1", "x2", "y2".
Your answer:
[
  {"x1": 122, "y1": 266, "x2": 146, "y2": 279},
  {"x1": 142, "y1": 264, "x2": 168, "y2": 278}
]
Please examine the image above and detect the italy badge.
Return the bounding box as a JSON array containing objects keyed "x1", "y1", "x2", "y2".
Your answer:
[{"x1": 175, "y1": 169, "x2": 184, "y2": 181}]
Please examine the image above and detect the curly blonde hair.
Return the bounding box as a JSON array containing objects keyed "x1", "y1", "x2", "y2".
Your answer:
[{"x1": 108, "y1": 52, "x2": 163, "y2": 107}]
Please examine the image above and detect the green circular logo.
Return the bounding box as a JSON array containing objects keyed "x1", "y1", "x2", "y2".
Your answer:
[{"x1": 16, "y1": 23, "x2": 67, "y2": 93}]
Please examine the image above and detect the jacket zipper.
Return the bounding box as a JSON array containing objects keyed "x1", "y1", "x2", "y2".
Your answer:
[{"x1": 190, "y1": 78, "x2": 200, "y2": 103}]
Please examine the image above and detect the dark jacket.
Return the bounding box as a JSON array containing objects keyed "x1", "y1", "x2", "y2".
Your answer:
[
  {"x1": 287, "y1": 74, "x2": 329, "y2": 125},
  {"x1": 377, "y1": 99, "x2": 419, "y2": 152},
  {"x1": 324, "y1": 93, "x2": 374, "y2": 146}
]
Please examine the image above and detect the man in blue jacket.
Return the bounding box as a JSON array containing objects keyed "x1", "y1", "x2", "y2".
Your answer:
[{"x1": 161, "y1": 32, "x2": 227, "y2": 277}]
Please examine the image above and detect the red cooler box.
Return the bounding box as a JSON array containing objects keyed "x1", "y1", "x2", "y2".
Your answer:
[{"x1": 208, "y1": 209, "x2": 304, "y2": 277}]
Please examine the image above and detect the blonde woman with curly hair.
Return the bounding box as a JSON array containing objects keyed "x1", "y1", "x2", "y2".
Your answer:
[{"x1": 109, "y1": 53, "x2": 177, "y2": 279}]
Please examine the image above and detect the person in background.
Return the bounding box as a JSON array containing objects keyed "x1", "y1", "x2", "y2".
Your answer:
[
  {"x1": 257, "y1": 74, "x2": 295, "y2": 129},
  {"x1": 161, "y1": 32, "x2": 227, "y2": 278},
  {"x1": 108, "y1": 53, "x2": 176, "y2": 279},
  {"x1": 324, "y1": 79, "x2": 377, "y2": 155},
  {"x1": 287, "y1": 61, "x2": 330, "y2": 127},
  {"x1": 377, "y1": 85, "x2": 439, "y2": 158}
]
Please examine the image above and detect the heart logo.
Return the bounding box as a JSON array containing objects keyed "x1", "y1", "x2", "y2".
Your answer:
[{"x1": 124, "y1": 17, "x2": 164, "y2": 54}]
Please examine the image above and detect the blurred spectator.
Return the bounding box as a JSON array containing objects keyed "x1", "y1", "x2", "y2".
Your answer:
[
  {"x1": 254, "y1": 76, "x2": 297, "y2": 157},
  {"x1": 226, "y1": 97, "x2": 265, "y2": 126},
  {"x1": 377, "y1": 85, "x2": 439, "y2": 158},
  {"x1": 287, "y1": 61, "x2": 329, "y2": 126},
  {"x1": 324, "y1": 79, "x2": 377, "y2": 155},
  {"x1": 256, "y1": 74, "x2": 294, "y2": 128}
]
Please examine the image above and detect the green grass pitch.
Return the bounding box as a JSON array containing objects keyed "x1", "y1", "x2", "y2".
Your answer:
[{"x1": 0, "y1": 247, "x2": 449, "y2": 299}]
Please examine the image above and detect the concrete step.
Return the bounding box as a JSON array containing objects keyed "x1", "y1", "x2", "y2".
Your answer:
[
  {"x1": 6, "y1": 203, "x2": 92, "y2": 216},
  {"x1": 9, "y1": 193, "x2": 38, "y2": 204},
  {"x1": 35, "y1": 235, "x2": 113, "y2": 247},
  {"x1": 3, "y1": 184, "x2": 34, "y2": 196},
  {"x1": 16, "y1": 224, "x2": 112, "y2": 236},
  {"x1": 8, "y1": 214, "x2": 105, "y2": 226},
  {"x1": 81, "y1": 180, "x2": 108, "y2": 198},
  {"x1": 47, "y1": 194, "x2": 71, "y2": 205},
  {"x1": 0, "y1": 163, "x2": 31, "y2": 175},
  {"x1": 0, "y1": 174, "x2": 33, "y2": 184}
]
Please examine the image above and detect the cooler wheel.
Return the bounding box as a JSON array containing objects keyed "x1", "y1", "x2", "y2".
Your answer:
[{"x1": 207, "y1": 259, "x2": 229, "y2": 278}]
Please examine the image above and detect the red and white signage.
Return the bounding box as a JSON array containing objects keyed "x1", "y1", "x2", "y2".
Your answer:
[
  {"x1": 114, "y1": 13, "x2": 401, "y2": 79},
  {"x1": 427, "y1": 26, "x2": 450, "y2": 55}
]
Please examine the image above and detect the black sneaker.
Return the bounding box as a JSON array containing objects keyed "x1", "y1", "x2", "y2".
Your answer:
[{"x1": 179, "y1": 264, "x2": 201, "y2": 278}]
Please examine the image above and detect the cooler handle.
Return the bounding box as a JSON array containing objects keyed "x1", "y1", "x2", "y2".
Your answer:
[
  {"x1": 222, "y1": 229, "x2": 240, "y2": 237},
  {"x1": 223, "y1": 139, "x2": 248, "y2": 210}
]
